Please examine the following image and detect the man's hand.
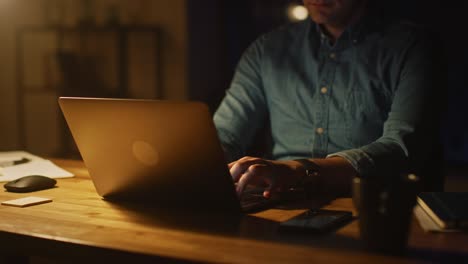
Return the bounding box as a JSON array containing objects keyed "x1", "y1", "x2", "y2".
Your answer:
[
  {"x1": 228, "y1": 156, "x2": 358, "y2": 198},
  {"x1": 228, "y1": 156, "x2": 303, "y2": 198}
]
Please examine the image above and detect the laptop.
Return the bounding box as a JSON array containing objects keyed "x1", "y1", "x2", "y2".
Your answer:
[{"x1": 58, "y1": 97, "x2": 281, "y2": 213}]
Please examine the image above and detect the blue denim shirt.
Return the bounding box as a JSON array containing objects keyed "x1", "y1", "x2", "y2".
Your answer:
[{"x1": 213, "y1": 14, "x2": 438, "y2": 177}]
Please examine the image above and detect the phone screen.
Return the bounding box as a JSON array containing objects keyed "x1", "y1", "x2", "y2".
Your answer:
[{"x1": 278, "y1": 209, "x2": 353, "y2": 233}]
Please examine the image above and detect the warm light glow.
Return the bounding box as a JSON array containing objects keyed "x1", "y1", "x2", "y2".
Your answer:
[
  {"x1": 287, "y1": 4, "x2": 309, "y2": 22},
  {"x1": 408, "y1": 174, "x2": 419, "y2": 181}
]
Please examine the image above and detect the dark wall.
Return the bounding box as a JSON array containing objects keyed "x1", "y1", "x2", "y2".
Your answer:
[
  {"x1": 186, "y1": 0, "x2": 227, "y2": 112},
  {"x1": 400, "y1": 1, "x2": 468, "y2": 164},
  {"x1": 187, "y1": 0, "x2": 468, "y2": 163},
  {"x1": 187, "y1": 0, "x2": 291, "y2": 113}
]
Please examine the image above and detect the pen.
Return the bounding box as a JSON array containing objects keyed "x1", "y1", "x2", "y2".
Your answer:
[{"x1": 0, "y1": 157, "x2": 31, "y2": 167}]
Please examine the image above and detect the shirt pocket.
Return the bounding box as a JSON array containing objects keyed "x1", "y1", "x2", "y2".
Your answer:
[{"x1": 345, "y1": 81, "x2": 391, "y2": 147}]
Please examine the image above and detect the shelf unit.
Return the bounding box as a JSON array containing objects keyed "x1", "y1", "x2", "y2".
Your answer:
[{"x1": 16, "y1": 25, "x2": 161, "y2": 157}]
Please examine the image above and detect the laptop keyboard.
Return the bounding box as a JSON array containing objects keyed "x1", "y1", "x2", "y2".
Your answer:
[{"x1": 240, "y1": 192, "x2": 275, "y2": 212}]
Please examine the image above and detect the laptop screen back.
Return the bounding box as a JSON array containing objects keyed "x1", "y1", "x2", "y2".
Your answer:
[{"x1": 59, "y1": 97, "x2": 241, "y2": 212}]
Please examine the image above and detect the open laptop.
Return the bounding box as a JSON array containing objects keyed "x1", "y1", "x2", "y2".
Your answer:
[{"x1": 58, "y1": 97, "x2": 283, "y2": 213}]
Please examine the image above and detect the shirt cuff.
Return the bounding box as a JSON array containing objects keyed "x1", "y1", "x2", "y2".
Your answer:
[{"x1": 326, "y1": 149, "x2": 375, "y2": 177}]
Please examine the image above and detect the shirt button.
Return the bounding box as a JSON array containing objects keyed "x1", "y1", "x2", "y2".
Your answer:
[
  {"x1": 320, "y1": 87, "x2": 328, "y2": 94},
  {"x1": 316, "y1": 127, "x2": 324, "y2": 134},
  {"x1": 329, "y1": 53, "x2": 336, "y2": 59}
]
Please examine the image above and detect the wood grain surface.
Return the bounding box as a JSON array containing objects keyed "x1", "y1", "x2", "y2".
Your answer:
[{"x1": 0, "y1": 159, "x2": 466, "y2": 263}]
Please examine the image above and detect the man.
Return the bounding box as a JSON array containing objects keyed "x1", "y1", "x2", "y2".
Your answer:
[{"x1": 213, "y1": 0, "x2": 443, "y2": 198}]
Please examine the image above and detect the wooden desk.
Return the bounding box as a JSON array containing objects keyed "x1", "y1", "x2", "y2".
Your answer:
[{"x1": 0, "y1": 159, "x2": 467, "y2": 263}]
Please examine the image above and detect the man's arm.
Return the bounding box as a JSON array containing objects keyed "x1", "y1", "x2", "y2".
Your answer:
[
  {"x1": 329, "y1": 28, "x2": 443, "y2": 187},
  {"x1": 214, "y1": 36, "x2": 269, "y2": 162},
  {"x1": 301, "y1": 157, "x2": 358, "y2": 196},
  {"x1": 229, "y1": 156, "x2": 357, "y2": 198}
]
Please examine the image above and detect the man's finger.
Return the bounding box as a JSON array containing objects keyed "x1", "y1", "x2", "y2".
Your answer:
[
  {"x1": 263, "y1": 173, "x2": 279, "y2": 198},
  {"x1": 229, "y1": 157, "x2": 264, "y2": 182},
  {"x1": 236, "y1": 164, "x2": 267, "y2": 195},
  {"x1": 228, "y1": 156, "x2": 256, "y2": 171}
]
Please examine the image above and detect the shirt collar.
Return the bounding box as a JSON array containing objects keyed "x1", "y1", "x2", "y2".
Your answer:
[{"x1": 312, "y1": 8, "x2": 382, "y2": 51}]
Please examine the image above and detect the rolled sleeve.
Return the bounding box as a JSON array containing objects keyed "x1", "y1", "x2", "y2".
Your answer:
[{"x1": 327, "y1": 149, "x2": 374, "y2": 177}]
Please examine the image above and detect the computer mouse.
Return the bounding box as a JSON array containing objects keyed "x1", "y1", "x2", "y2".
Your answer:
[{"x1": 4, "y1": 175, "x2": 57, "y2": 193}]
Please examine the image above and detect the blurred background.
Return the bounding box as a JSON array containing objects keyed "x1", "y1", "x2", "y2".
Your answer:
[{"x1": 0, "y1": 0, "x2": 466, "y2": 171}]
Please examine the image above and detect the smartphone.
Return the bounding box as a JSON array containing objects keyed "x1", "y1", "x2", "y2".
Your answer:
[{"x1": 278, "y1": 209, "x2": 353, "y2": 233}]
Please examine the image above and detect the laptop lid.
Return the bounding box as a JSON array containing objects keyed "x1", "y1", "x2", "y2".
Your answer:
[{"x1": 58, "y1": 97, "x2": 241, "y2": 212}]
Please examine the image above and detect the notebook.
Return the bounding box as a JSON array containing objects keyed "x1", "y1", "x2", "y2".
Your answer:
[
  {"x1": 417, "y1": 192, "x2": 468, "y2": 229},
  {"x1": 58, "y1": 97, "x2": 281, "y2": 213}
]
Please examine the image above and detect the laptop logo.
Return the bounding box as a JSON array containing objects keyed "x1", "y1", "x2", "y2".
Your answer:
[{"x1": 132, "y1": 140, "x2": 159, "y2": 166}]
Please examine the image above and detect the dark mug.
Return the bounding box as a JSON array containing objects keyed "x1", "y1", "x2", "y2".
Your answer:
[{"x1": 352, "y1": 173, "x2": 420, "y2": 254}]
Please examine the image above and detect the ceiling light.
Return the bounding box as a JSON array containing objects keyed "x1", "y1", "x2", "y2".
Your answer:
[{"x1": 287, "y1": 4, "x2": 309, "y2": 22}]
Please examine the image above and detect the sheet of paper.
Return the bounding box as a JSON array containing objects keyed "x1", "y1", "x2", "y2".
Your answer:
[
  {"x1": 0, "y1": 151, "x2": 45, "y2": 163},
  {"x1": 0, "y1": 160, "x2": 74, "y2": 182},
  {"x1": 0, "y1": 151, "x2": 74, "y2": 182}
]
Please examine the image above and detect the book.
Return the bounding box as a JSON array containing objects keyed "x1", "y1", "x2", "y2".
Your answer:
[
  {"x1": 414, "y1": 204, "x2": 460, "y2": 232},
  {"x1": 417, "y1": 192, "x2": 468, "y2": 229}
]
